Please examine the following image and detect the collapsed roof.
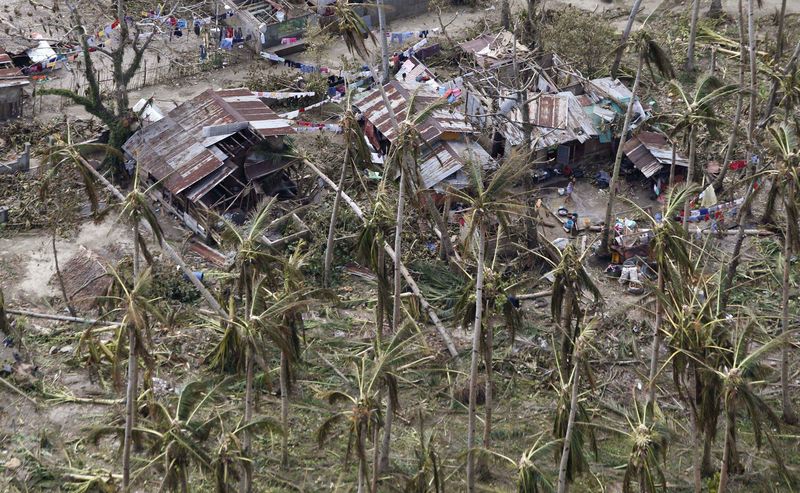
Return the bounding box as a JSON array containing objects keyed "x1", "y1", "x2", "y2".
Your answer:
[
  {"x1": 503, "y1": 77, "x2": 650, "y2": 150},
  {"x1": 459, "y1": 31, "x2": 530, "y2": 68},
  {"x1": 123, "y1": 88, "x2": 294, "y2": 203},
  {"x1": 357, "y1": 80, "x2": 475, "y2": 144},
  {"x1": 623, "y1": 131, "x2": 689, "y2": 178}
]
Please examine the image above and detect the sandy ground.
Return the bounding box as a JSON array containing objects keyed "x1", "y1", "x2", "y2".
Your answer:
[{"x1": 0, "y1": 217, "x2": 132, "y2": 302}]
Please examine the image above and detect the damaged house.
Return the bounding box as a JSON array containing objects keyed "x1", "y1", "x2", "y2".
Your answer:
[
  {"x1": 501, "y1": 76, "x2": 651, "y2": 166},
  {"x1": 357, "y1": 80, "x2": 492, "y2": 192},
  {"x1": 123, "y1": 88, "x2": 298, "y2": 237},
  {"x1": 458, "y1": 37, "x2": 653, "y2": 168}
]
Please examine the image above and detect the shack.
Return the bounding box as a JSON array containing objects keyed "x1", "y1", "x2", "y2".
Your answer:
[
  {"x1": 356, "y1": 80, "x2": 491, "y2": 191},
  {"x1": 123, "y1": 88, "x2": 296, "y2": 237}
]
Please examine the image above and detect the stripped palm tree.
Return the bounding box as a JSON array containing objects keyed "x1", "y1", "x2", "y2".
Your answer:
[
  {"x1": 664, "y1": 76, "x2": 738, "y2": 227},
  {"x1": 268, "y1": 243, "x2": 334, "y2": 468},
  {"x1": 210, "y1": 198, "x2": 283, "y2": 492},
  {"x1": 601, "y1": 30, "x2": 675, "y2": 253},
  {"x1": 102, "y1": 265, "x2": 163, "y2": 490},
  {"x1": 659, "y1": 274, "x2": 728, "y2": 491},
  {"x1": 713, "y1": 316, "x2": 788, "y2": 493},
  {"x1": 356, "y1": 178, "x2": 395, "y2": 345},
  {"x1": 447, "y1": 153, "x2": 530, "y2": 491},
  {"x1": 317, "y1": 327, "x2": 419, "y2": 493},
  {"x1": 554, "y1": 320, "x2": 598, "y2": 493},
  {"x1": 621, "y1": 184, "x2": 700, "y2": 408},
  {"x1": 544, "y1": 243, "x2": 601, "y2": 371},
  {"x1": 766, "y1": 121, "x2": 800, "y2": 424},
  {"x1": 384, "y1": 91, "x2": 450, "y2": 331},
  {"x1": 324, "y1": 89, "x2": 372, "y2": 287},
  {"x1": 601, "y1": 392, "x2": 672, "y2": 493},
  {"x1": 118, "y1": 164, "x2": 165, "y2": 280},
  {"x1": 481, "y1": 434, "x2": 556, "y2": 493}
]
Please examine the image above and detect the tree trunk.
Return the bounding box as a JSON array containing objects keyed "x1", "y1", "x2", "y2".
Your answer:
[
  {"x1": 133, "y1": 225, "x2": 140, "y2": 280},
  {"x1": 686, "y1": 0, "x2": 702, "y2": 72},
  {"x1": 482, "y1": 320, "x2": 493, "y2": 453},
  {"x1": 376, "y1": 246, "x2": 386, "y2": 345},
  {"x1": 669, "y1": 142, "x2": 677, "y2": 188},
  {"x1": 358, "y1": 430, "x2": 368, "y2": 493},
  {"x1": 760, "y1": 177, "x2": 780, "y2": 224},
  {"x1": 423, "y1": 192, "x2": 454, "y2": 262},
  {"x1": 720, "y1": 175, "x2": 757, "y2": 310},
  {"x1": 501, "y1": 0, "x2": 511, "y2": 30},
  {"x1": 52, "y1": 230, "x2": 77, "y2": 317},
  {"x1": 760, "y1": 40, "x2": 800, "y2": 128},
  {"x1": 372, "y1": 419, "x2": 381, "y2": 493},
  {"x1": 600, "y1": 55, "x2": 644, "y2": 254},
  {"x1": 714, "y1": 0, "x2": 747, "y2": 192},
  {"x1": 280, "y1": 351, "x2": 290, "y2": 468},
  {"x1": 646, "y1": 268, "x2": 664, "y2": 408},
  {"x1": 775, "y1": 0, "x2": 787, "y2": 59},
  {"x1": 392, "y1": 174, "x2": 406, "y2": 332},
  {"x1": 780, "y1": 202, "x2": 798, "y2": 424},
  {"x1": 718, "y1": 404, "x2": 735, "y2": 493},
  {"x1": 610, "y1": 0, "x2": 644, "y2": 78},
  {"x1": 466, "y1": 222, "x2": 486, "y2": 493},
  {"x1": 747, "y1": 0, "x2": 757, "y2": 144},
  {"x1": 241, "y1": 348, "x2": 254, "y2": 493},
  {"x1": 377, "y1": 0, "x2": 389, "y2": 84},
  {"x1": 690, "y1": 404, "x2": 703, "y2": 493},
  {"x1": 324, "y1": 148, "x2": 350, "y2": 287},
  {"x1": 682, "y1": 126, "x2": 697, "y2": 230},
  {"x1": 557, "y1": 356, "x2": 581, "y2": 493},
  {"x1": 122, "y1": 324, "x2": 137, "y2": 490},
  {"x1": 379, "y1": 389, "x2": 393, "y2": 472}
]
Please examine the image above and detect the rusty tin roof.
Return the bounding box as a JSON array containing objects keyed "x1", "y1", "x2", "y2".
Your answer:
[
  {"x1": 357, "y1": 81, "x2": 475, "y2": 144},
  {"x1": 123, "y1": 88, "x2": 293, "y2": 200},
  {"x1": 623, "y1": 131, "x2": 689, "y2": 178}
]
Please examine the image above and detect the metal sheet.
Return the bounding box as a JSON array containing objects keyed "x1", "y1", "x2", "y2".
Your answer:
[
  {"x1": 623, "y1": 131, "x2": 689, "y2": 178},
  {"x1": 123, "y1": 87, "x2": 294, "y2": 201},
  {"x1": 357, "y1": 80, "x2": 474, "y2": 145}
]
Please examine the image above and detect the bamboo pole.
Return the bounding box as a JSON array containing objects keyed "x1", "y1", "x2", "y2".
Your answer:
[
  {"x1": 304, "y1": 160, "x2": 459, "y2": 358},
  {"x1": 6, "y1": 309, "x2": 122, "y2": 326}
]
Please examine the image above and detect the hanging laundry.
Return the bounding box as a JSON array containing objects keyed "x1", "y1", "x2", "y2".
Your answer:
[
  {"x1": 177, "y1": 19, "x2": 188, "y2": 29},
  {"x1": 194, "y1": 22, "x2": 201, "y2": 36},
  {"x1": 111, "y1": 19, "x2": 120, "y2": 29},
  {"x1": 199, "y1": 44, "x2": 207, "y2": 61}
]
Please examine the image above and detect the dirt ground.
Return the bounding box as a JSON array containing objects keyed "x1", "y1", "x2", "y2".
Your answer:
[{"x1": 0, "y1": 217, "x2": 132, "y2": 302}]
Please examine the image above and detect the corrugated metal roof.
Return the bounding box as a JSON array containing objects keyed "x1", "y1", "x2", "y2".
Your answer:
[
  {"x1": 357, "y1": 80, "x2": 474, "y2": 144},
  {"x1": 506, "y1": 92, "x2": 598, "y2": 149},
  {"x1": 418, "y1": 140, "x2": 491, "y2": 189},
  {"x1": 623, "y1": 131, "x2": 689, "y2": 178},
  {"x1": 123, "y1": 88, "x2": 293, "y2": 201}
]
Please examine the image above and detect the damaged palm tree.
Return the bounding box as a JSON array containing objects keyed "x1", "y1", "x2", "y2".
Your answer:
[
  {"x1": 601, "y1": 31, "x2": 675, "y2": 254},
  {"x1": 665, "y1": 76, "x2": 738, "y2": 227},
  {"x1": 448, "y1": 153, "x2": 530, "y2": 492},
  {"x1": 554, "y1": 319, "x2": 598, "y2": 493},
  {"x1": 102, "y1": 265, "x2": 162, "y2": 490},
  {"x1": 317, "y1": 327, "x2": 418, "y2": 493},
  {"x1": 324, "y1": 89, "x2": 372, "y2": 288},
  {"x1": 767, "y1": 121, "x2": 800, "y2": 424}
]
